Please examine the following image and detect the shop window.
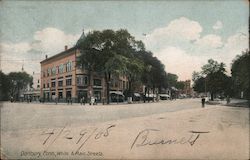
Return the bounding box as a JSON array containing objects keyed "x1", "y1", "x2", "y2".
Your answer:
[{"x1": 58, "y1": 92, "x2": 63, "y2": 99}]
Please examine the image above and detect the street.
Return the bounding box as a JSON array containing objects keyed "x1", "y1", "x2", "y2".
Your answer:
[
  {"x1": 1, "y1": 99, "x2": 249, "y2": 159},
  {"x1": 1, "y1": 99, "x2": 200, "y2": 132}
]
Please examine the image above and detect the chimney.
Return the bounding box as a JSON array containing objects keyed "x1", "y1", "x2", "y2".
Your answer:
[
  {"x1": 45, "y1": 55, "x2": 48, "y2": 59},
  {"x1": 65, "y1": 45, "x2": 68, "y2": 51}
]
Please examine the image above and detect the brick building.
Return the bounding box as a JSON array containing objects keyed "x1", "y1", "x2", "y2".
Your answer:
[{"x1": 40, "y1": 32, "x2": 128, "y2": 103}]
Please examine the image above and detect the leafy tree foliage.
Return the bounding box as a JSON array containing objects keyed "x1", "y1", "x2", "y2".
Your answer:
[
  {"x1": 0, "y1": 71, "x2": 11, "y2": 101},
  {"x1": 77, "y1": 29, "x2": 187, "y2": 103},
  {"x1": 176, "y1": 81, "x2": 185, "y2": 90},
  {"x1": 193, "y1": 59, "x2": 231, "y2": 100},
  {"x1": 0, "y1": 71, "x2": 33, "y2": 101},
  {"x1": 77, "y1": 29, "x2": 144, "y2": 104},
  {"x1": 166, "y1": 73, "x2": 178, "y2": 88},
  {"x1": 231, "y1": 50, "x2": 250, "y2": 99}
]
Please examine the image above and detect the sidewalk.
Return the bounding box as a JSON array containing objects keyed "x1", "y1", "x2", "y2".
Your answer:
[{"x1": 207, "y1": 98, "x2": 249, "y2": 107}]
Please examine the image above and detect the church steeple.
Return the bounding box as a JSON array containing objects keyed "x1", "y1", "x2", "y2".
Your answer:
[{"x1": 75, "y1": 28, "x2": 86, "y2": 47}]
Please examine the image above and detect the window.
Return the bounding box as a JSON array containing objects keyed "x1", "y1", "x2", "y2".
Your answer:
[
  {"x1": 52, "y1": 67, "x2": 56, "y2": 76},
  {"x1": 47, "y1": 68, "x2": 51, "y2": 76},
  {"x1": 58, "y1": 80, "x2": 63, "y2": 87},
  {"x1": 47, "y1": 83, "x2": 49, "y2": 88},
  {"x1": 59, "y1": 64, "x2": 64, "y2": 74},
  {"x1": 37, "y1": 85, "x2": 40, "y2": 88},
  {"x1": 84, "y1": 76, "x2": 88, "y2": 85},
  {"x1": 37, "y1": 80, "x2": 39, "y2": 83},
  {"x1": 58, "y1": 92, "x2": 63, "y2": 99},
  {"x1": 66, "y1": 79, "x2": 72, "y2": 86},
  {"x1": 77, "y1": 75, "x2": 88, "y2": 86},
  {"x1": 43, "y1": 71, "x2": 46, "y2": 77},
  {"x1": 66, "y1": 61, "x2": 72, "y2": 72},
  {"x1": 94, "y1": 79, "x2": 101, "y2": 86},
  {"x1": 43, "y1": 84, "x2": 45, "y2": 88},
  {"x1": 77, "y1": 76, "x2": 83, "y2": 85},
  {"x1": 123, "y1": 81, "x2": 125, "y2": 89},
  {"x1": 51, "y1": 82, "x2": 56, "y2": 87}
]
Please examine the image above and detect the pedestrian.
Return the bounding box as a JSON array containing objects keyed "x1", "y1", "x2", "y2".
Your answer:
[
  {"x1": 55, "y1": 97, "x2": 58, "y2": 105},
  {"x1": 201, "y1": 97, "x2": 205, "y2": 108},
  {"x1": 70, "y1": 98, "x2": 73, "y2": 105},
  {"x1": 83, "y1": 97, "x2": 85, "y2": 105},
  {"x1": 94, "y1": 97, "x2": 97, "y2": 105},
  {"x1": 67, "y1": 98, "x2": 70, "y2": 105},
  {"x1": 80, "y1": 97, "x2": 85, "y2": 105},
  {"x1": 226, "y1": 96, "x2": 230, "y2": 104},
  {"x1": 10, "y1": 96, "x2": 14, "y2": 103}
]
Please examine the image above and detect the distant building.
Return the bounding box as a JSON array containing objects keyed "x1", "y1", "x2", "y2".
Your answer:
[
  {"x1": 180, "y1": 80, "x2": 192, "y2": 96},
  {"x1": 23, "y1": 72, "x2": 40, "y2": 101},
  {"x1": 40, "y1": 31, "x2": 128, "y2": 103}
]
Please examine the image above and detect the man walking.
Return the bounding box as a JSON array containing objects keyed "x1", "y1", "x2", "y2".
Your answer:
[{"x1": 201, "y1": 97, "x2": 205, "y2": 108}]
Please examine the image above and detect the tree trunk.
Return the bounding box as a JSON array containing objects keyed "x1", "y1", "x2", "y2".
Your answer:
[
  {"x1": 128, "y1": 79, "x2": 132, "y2": 97},
  {"x1": 147, "y1": 86, "x2": 150, "y2": 103},
  {"x1": 88, "y1": 68, "x2": 94, "y2": 103},
  {"x1": 105, "y1": 72, "x2": 111, "y2": 104},
  {"x1": 211, "y1": 92, "x2": 214, "y2": 101},
  {"x1": 153, "y1": 86, "x2": 155, "y2": 102}
]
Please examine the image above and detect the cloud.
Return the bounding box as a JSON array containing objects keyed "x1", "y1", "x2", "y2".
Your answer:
[
  {"x1": 31, "y1": 27, "x2": 80, "y2": 56},
  {"x1": 195, "y1": 34, "x2": 223, "y2": 48},
  {"x1": 143, "y1": 17, "x2": 248, "y2": 81},
  {"x1": 1, "y1": 27, "x2": 81, "y2": 75},
  {"x1": 213, "y1": 20, "x2": 223, "y2": 30},
  {"x1": 154, "y1": 46, "x2": 206, "y2": 80},
  {"x1": 144, "y1": 17, "x2": 203, "y2": 50}
]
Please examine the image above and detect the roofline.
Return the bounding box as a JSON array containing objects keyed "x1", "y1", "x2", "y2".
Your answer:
[{"x1": 40, "y1": 46, "x2": 79, "y2": 64}]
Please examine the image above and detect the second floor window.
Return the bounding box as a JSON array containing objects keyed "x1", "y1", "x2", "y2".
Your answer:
[
  {"x1": 94, "y1": 79, "x2": 101, "y2": 86},
  {"x1": 66, "y1": 79, "x2": 72, "y2": 86},
  {"x1": 51, "y1": 81, "x2": 56, "y2": 87},
  {"x1": 58, "y1": 80, "x2": 63, "y2": 87},
  {"x1": 77, "y1": 75, "x2": 88, "y2": 86}
]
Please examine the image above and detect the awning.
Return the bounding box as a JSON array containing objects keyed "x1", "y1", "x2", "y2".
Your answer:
[
  {"x1": 159, "y1": 94, "x2": 170, "y2": 98},
  {"x1": 134, "y1": 93, "x2": 141, "y2": 97},
  {"x1": 110, "y1": 91, "x2": 124, "y2": 96},
  {"x1": 145, "y1": 94, "x2": 156, "y2": 98}
]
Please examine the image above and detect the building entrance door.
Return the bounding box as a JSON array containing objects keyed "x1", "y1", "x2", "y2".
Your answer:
[
  {"x1": 66, "y1": 91, "x2": 71, "y2": 99},
  {"x1": 77, "y1": 90, "x2": 87, "y2": 103}
]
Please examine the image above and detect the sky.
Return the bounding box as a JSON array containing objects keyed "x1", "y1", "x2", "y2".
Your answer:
[{"x1": 0, "y1": 0, "x2": 249, "y2": 81}]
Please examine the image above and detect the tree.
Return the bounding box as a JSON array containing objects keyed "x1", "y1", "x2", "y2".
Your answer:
[
  {"x1": 166, "y1": 73, "x2": 178, "y2": 88},
  {"x1": 176, "y1": 81, "x2": 185, "y2": 90},
  {"x1": 77, "y1": 30, "x2": 103, "y2": 101},
  {"x1": 136, "y1": 50, "x2": 168, "y2": 102},
  {"x1": 0, "y1": 71, "x2": 11, "y2": 101},
  {"x1": 231, "y1": 50, "x2": 250, "y2": 100},
  {"x1": 7, "y1": 72, "x2": 33, "y2": 101},
  {"x1": 193, "y1": 77, "x2": 205, "y2": 93},
  {"x1": 193, "y1": 59, "x2": 231, "y2": 100},
  {"x1": 78, "y1": 29, "x2": 145, "y2": 104}
]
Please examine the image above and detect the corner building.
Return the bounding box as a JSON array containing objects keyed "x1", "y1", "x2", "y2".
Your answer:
[{"x1": 40, "y1": 32, "x2": 128, "y2": 103}]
